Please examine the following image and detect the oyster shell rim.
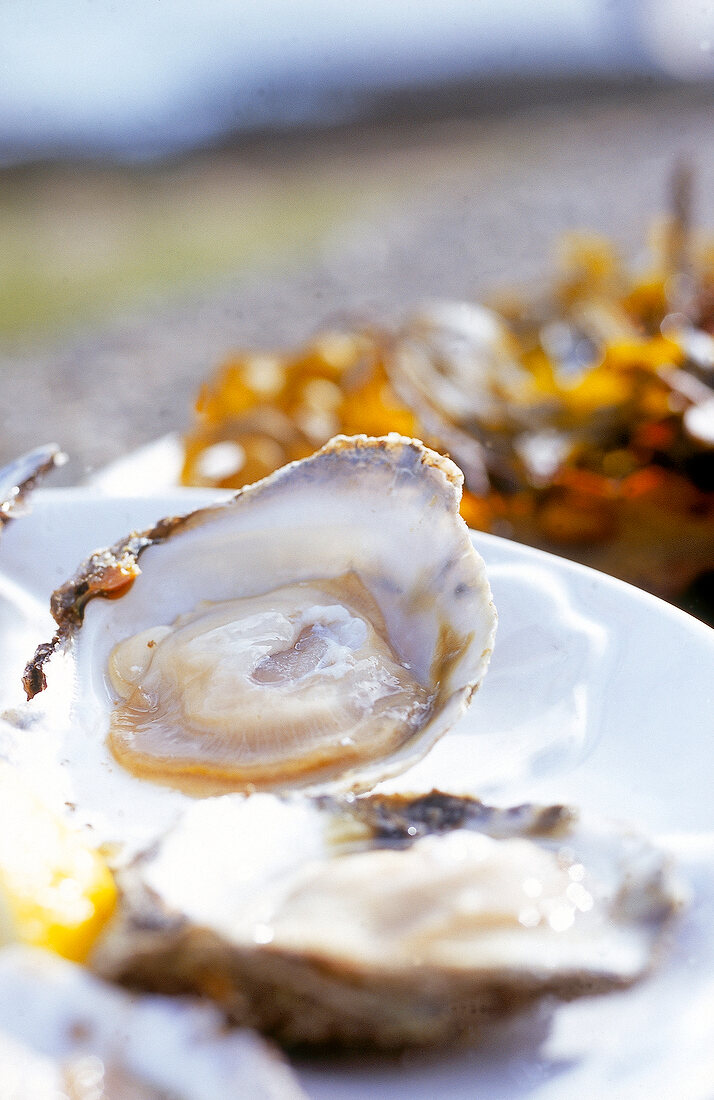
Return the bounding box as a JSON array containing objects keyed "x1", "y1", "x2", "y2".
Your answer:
[{"x1": 24, "y1": 434, "x2": 475, "y2": 697}]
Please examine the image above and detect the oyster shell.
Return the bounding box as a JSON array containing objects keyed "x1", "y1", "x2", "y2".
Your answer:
[
  {"x1": 0, "y1": 945, "x2": 306, "y2": 1098},
  {"x1": 391, "y1": 302, "x2": 525, "y2": 429},
  {"x1": 93, "y1": 791, "x2": 681, "y2": 1050},
  {"x1": 25, "y1": 435, "x2": 496, "y2": 809},
  {"x1": 0, "y1": 444, "x2": 65, "y2": 529},
  {"x1": 388, "y1": 302, "x2": 532, "y2": 491}
]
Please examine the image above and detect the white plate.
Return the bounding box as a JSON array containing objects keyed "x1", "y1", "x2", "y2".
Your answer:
[{"x1": 1, "y1": 487, "x2": 713, "y2": 1100}]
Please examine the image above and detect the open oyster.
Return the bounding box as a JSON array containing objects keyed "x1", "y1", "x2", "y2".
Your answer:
[
  {"x1": 25, "y1": 435, "x2": 496, "y2": 806},
  {"x1": 93, "y1": 791, "x2": 681, "y2": 1050},
  {"x1": 0, "y1": 946, "x2": 306, "y2": 1098}
]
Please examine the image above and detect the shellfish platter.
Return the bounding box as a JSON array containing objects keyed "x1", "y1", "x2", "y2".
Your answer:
[{"x1": 0, "y1": 436, "x2": 713, "y2": 1099}]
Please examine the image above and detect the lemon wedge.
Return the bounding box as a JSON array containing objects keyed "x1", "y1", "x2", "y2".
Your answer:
[{"x1": 0, "y1": 762, "x2": 116, "y2": 962}]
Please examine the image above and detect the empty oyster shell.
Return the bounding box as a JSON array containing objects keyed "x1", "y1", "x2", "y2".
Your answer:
[
  {"x1": 92, "y1": 791, "x2": 681, "y2": 1050},
  {"x1": 0, "y1": 945, "x2": 306, "y2": 1098},
  {"x1": 25, "y1": 435, "x2": 496, "y2": 806}
]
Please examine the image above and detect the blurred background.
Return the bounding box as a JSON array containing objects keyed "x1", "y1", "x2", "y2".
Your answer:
[{"x1": 1, "y1": 0, "x2": 713, "y2": 470}]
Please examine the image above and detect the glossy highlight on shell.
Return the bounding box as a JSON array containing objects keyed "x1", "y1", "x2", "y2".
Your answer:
[{"x1": 25, "y1": 435, "x2": 497, "y2": 797}]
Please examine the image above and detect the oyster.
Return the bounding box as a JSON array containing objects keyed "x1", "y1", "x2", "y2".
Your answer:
[
  {"x1": 0, "y1": 945, "x2": 306, "y2": 1098},
  {"x1": 92, "y1": 791, "x2": 680, "y2": 1050},
  {"x1": 391, "y1": 301, "x2": 526, "y2": 430},
  {"x1": 25, "y1": 435, "x2": 496, "y2": 808},
  {"x1": 388, "y1": 302, "x2": 533, "y2": 491}
]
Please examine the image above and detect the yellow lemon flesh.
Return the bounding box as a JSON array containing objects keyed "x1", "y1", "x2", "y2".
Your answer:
[{"x1": 0, "y1": 762, "x2": 116, "y2": 962}]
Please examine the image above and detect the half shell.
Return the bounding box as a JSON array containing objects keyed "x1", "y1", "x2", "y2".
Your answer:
[{"x1": 25, "y1": 435, "x2": 496, "y2": 804}]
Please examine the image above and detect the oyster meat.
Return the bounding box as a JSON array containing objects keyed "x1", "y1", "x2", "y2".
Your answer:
[
  {"x1": 25, "y1": 435, "x2": 496, "y2": 821},
  {"x1": 0, "y1": 945, "x2": 306, "y2": 1099},
  {"x1": 93, "y1": 791, "x2": 681, "y2": 1049}
]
